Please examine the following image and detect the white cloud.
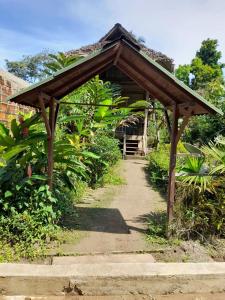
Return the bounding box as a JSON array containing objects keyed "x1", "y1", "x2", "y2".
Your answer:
[
  {"x1": 67, "y1": 0, "x2": 225, "y2": 66},
  {"x1": 1, "y1": 0, "x2": 225, "y2": 68},
  {"x1": 0, "y1": 27, "x2": 82, "y2": 67}
]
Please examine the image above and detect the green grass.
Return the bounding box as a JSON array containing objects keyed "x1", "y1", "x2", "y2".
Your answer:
[
  {"x1": 99, "y1": 162, "x2": 126, "y2": 187},
  {"x1": 146, "y1": 210, "x2": 181, "y2": 246}
]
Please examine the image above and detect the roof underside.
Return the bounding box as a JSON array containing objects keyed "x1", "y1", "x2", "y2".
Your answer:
[{"x1": 8, "y1": 38, "x2": 222, "y2": 116}]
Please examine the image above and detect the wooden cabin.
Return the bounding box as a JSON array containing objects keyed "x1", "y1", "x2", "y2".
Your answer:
[{"x1": 66, "y1": 24, "x2": 174, "y2": 156}]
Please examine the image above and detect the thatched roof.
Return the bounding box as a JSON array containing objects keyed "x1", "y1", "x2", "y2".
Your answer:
[
  {"x1": 8, "y1": 37, "x2": 222, "y2": 116},
  {"x1": 66, "y1": 23, "x2": 174, "y2": 72}
]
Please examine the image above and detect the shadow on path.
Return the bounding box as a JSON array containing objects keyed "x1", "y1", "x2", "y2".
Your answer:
[{"x1": 63, "y1": 207, "x2": 129, "y2": 234}]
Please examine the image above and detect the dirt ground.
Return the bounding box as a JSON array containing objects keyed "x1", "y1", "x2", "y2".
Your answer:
[
  {"x1": 56, "y1": 159, "x2": 224, "y2": 262},
  {"x1": 59, "y1": 159, "x2": 165, "y2": 254}
]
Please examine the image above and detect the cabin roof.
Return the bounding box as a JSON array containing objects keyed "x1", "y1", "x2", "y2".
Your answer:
[
  {"x1": 66, "y1": 23, "x2": 174, "y2": 72},
  {"x1": 8, "y1": 33, "x2": 222, "y2": 116}
]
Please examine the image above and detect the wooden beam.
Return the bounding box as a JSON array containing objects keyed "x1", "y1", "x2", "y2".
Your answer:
[
  {"x1": 54, "y1": 102, "x2": 60, "y2": 130},
  {"x1": 164, "y1": 108, "x2": 171, "y2": 138},
  {"x1": 120, "y1": 54, "x2": 186, "y2": 105},
  {"x1": 113, "y1": 43, "x2": 122, "y2": 66},
  {"x1": 54, "y1": 60, "x2": 114, "y2": 99},
  {"x1": 167, "y1": 103, "x2": 179, "y2": 233},
  {"x1": 117, "y1": 60, "x2": 174, "y2": 107},
  {"x1": 39, "y1": 91, "x2": 51, "y2": 102},
  {"x1": 38, "y1": 94, "x2": 51, "y2": 138},
  {"x1": 175, "y1": 114, "x2": 190, "y2": 145}
]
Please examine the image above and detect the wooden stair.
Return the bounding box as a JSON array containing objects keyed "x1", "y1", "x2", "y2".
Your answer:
[{"x1": 119, "y1": 139, "x2": 139, "y2": 156}]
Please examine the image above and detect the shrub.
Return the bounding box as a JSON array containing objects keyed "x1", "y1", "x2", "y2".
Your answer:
[
  {"x1": 147, "y1": 143, "x2": 187, "y2": 190},
  {"x1": 174, "y1": 188, "x2": 225, "y2": 239},
  {"x1": 147, "y1": 148, "x2": 169, "y2": 190},
  {"x1": 88, "y1": 134, "x2": 121, "y2": 186}
]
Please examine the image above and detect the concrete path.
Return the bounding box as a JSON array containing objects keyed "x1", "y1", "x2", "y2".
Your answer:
[
  {"x1": 52, "y1": 253, "x2": 155, "y2": 264},
  {"x1": 61, "y1": 159, "x2": 166, "y2": 254}
]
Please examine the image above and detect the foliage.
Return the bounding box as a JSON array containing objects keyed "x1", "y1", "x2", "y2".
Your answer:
[
  {"x1": 147, "y1": 138, "x2": 225, "y2": 239},
  {"x1": 174, "y1": 189, "x2": 225, "y2": 240},
  {"x1": 176, "y1": 38, "x2": 225, "y2": 144},
  {"x1": 44, "y1": 52, "x2": 83, "y2": 75},
  {"x1": 176, "y1": 156, "x2": 213, "y2": 194},
  {"x1": 202, "y1": 136, "x2": 225, "y2": 174},
  {"x1": 147, "y1": 143, "x2": 185, "y2": 189},
  {"x1": 175, "y1": 64, "x2": 191, "y2": 86},
  {"x1": 146, "y1": 211, "x2": 167, "y2": 244},
  {"x1": 5, "y1": 51, "x2": 52, "y2": 83},
  {"x1": 147, "y1": 147, "x2": 169, "y2": 189},
  {"x1": 176, "y1": 139, "x2": 225, "y2": 239},
  {"x1": 87, "y1": 134, "x2": 121, "y2": 186},
  {"x1": 196, "y1": 39, "x2": 224, "y2": 68},
  {"x1": 101, "y1": 163, "x2": 125, "y2": 186}
]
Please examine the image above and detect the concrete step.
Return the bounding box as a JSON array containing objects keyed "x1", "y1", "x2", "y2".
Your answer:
[
  {"x1": 1, "y1": 262, "x2": 225, "y2": 296},
  {"x1": 1, "y1": 294, "x2": 225, "y2": 299},
  {"x1": 52, "y1": 253, "x2": 155, "y2": 265}
]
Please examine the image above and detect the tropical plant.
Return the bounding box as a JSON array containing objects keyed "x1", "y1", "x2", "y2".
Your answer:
[
  {"x1": 202, "y1": 136, "x2": 225, "y2": 175},
  {"x1": 44, "y1": 52, "x2": 83, "y2": 75},
  {"x1": 87, "y1": 134, "x2": 121, "y2": 186},
  {"x1": 176, "y1": 156, "x2": 213, "y2": 194}
]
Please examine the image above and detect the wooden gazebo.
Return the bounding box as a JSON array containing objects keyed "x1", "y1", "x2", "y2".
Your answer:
[{"x1": 8, "y1": 24, "x2": 222, "y2": 225}]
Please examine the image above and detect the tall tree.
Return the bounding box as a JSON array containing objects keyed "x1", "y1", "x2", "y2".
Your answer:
[
  {"x1": 5, "y1": 51, "x2": 52, "y2": 83},
  {"x1": 175, "y1": 39, "x2": 225, "y2": 143}
]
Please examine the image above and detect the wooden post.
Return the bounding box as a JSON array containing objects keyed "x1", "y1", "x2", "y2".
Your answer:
[
  {"x1": 48, "y1": 98, "x2": 55, "y2": 189},
  {"x1": 123, "y1": 132, "x2": 126, "y2": 159},
  {"x1": 164, "y1": 108, "x2": 171, "y2": 138},
  {"x1": 143, "y1": 108, "x2": 148, "y2": 155},
  {"x1": 167, "y1": 103, "x2": 179, "y2": 229},
  {"x1": 38, "y1": 94, "x2": 57, "y2": 190},
  {"x1": 143, "y1": 91, "x2": 149, "y2": 155},
  {"x1": 152, "y1": 100, "x2": 159, "y2": 147}
]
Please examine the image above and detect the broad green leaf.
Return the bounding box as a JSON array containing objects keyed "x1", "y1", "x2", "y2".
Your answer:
[
  {"x1": 4, "y1": 191, "x2": 12, "y2": 198},
  {"x1": 11, "y1": 119, "x2": 20, "y2": 139},
  {"x1": 0, "y1": 123, "x2": 9, "y2": 137}
]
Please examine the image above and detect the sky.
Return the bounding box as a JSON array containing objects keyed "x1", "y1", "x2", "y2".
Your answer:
[{"x1": 0, "y1": 0, "x2": 225, "y2": 69}]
